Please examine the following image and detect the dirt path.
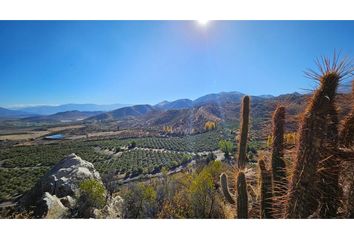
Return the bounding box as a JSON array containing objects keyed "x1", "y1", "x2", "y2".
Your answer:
[
  {"x1": 0, "y1": 166, "x2": 45, "y2": 170},
  {"x1": 95, "y1": 146, "x2": 224, "y2": 158},
  {"x1": 214, "y1": 150, "x2": 225, "y2": 161}
]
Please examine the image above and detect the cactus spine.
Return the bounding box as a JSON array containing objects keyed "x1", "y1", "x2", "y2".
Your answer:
[
  {"x1": 270, "y1": 106, "x2": 288, "y2": 217},
  {"x1": 318, "y1": 102, "x2": 340, "y2": 218},
  {"x1": 286, "y1": 57, "x2": 347, "y2": 218},
  {"x1": 258, "y1": 159, "x2": 273, "y2": 218},
  {"x1": 220, "y1": 96, "x2": 250, "y2": 218},
  {"x1": 237, "y1": 96, "x2": 250, "y2": 169},
  {"x1": 271, "y1": 106, "x2": 287, "y2": 194},
  {"x1": 347, "y1": 182, "x2": 354, "y2": 218},
  {"x1": 340, "y1": 80, "x2": 354, "y2": 147}
]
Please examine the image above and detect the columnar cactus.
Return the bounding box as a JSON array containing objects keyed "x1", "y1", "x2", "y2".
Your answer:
[
  {"x1": 236, "y1": 172, "x2": 248, "y2": 219},
  {"x1": 318, "y1": 103, "x2": 340, "y2": 218},
  {"x1": 271, "y1": 106, "x2": 287, "y2": 200},
  {"x1": 258, "y1": 159, "x2": 273, "y2": 219},
  {"x1": 286, "y1": 56, "x2": 351, "y2": 218},
  {"x1": 220, "y1": 171, "x2": 250, "y2": 219},
  {"x1": 220, "y1": 173, "x2": 235, "y2": 204},
  {"x1": 237, "y1": 96, "x2": 250, "y2": 169},
  {"x1": 220, "y1": 96, "x2": 250, "y2": 218}
]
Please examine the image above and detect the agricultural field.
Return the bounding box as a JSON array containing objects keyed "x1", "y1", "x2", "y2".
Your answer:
[
  {"x1": 0, "y1": 129, "x2": 236, "y2": 202},
  {"x1": 94, "y1": 149, "x2": 193, "y2": 176},
  {"x1": 0, "y1": 167, "x2": 50, "y2": 202}
]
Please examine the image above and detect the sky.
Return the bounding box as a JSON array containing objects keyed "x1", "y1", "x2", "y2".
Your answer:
[{"x1": 0, "y1": 20, "x2": 354, "y2": 107}]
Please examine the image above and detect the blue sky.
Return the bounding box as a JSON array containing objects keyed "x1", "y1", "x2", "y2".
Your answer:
[{"x1": 0, "y1": 21, "x2": 354, "y2": 107}]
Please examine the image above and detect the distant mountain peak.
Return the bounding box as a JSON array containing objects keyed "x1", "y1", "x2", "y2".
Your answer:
[
  {"x1": 156, "y1": 100, "x2": 170, "y2": 106},
  {"x1": 10, "y1": 103, "x2": 131, "y2": 115},
  {"x1": 154, "y1": 99, "x2": 193, "y2": 110},
  {"x1": 0, "y1": 107, "x2": 36, "y2": 119}
]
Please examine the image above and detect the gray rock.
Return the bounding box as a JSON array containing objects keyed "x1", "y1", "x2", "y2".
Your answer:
[
  {"x1": 60, "y1": 196, "x2": 76, "y2": 209},
  {"x1": 21, "y1": 153, "x2": 108, "y2": 218},
  {"x1": 39, "y1": 153, "x2": 101, "y2": 199},
  {"x1": 92, "y1": 195, "x2": 124, "y2": 219},
  {"x1": 38, "y1": 192, "x2": 68, "y2": 219}
]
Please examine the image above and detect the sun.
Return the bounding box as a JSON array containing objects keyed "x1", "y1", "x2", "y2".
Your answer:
[{"x1": 196, "y1": 20, "x2": 210, "y2": 27}]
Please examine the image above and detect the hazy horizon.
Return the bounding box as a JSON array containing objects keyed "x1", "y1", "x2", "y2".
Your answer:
[
  {"x1": 1, "y1": 20, "x2": 354, "y2": 107},
  {"x1": 2, "y1": 89, "x2": 304, "y2": 109}
]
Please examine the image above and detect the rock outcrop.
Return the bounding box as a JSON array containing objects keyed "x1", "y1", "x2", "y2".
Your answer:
[
  {"x1": 21, "y1": 153, "x2": 122, "y2": 218},
  {"x1": 93, "y1": 195, "x2": 124, "y2": 219},
  {"x1": 39, "y1": 192, "x2": 68, "y2": 218}
]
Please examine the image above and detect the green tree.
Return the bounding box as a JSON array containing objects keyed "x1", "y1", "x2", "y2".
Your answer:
[
  {"x1": 218, "y1": 140, "x2": 233, "y2": 159},
  {"x1": 188, "y1": 161, "x2": 224, "y2": 218},
  {"x1": 79, "y1": 179, "x2": 106, "y2": 211},
  {"x1": 122, "y1": 183, "x2": 157, "y2": 218},
  {"x1": 128, "y1": 141, "x2": 136, "y2": 149}
]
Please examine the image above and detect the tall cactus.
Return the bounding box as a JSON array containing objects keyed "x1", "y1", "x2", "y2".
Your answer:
[
  {"x1": 271, "y1": 106, "x2": 287, "y2": 199},
  {"x1": 220, "y1": 171, "x2": 250, "y2": 219},
  {"x1": 286, "y1": 56, "x2": 351, "y2": 218},
  {"x1": 340, "y1": 80, "x2": 354, "y2": 147},
  {"x1": 220, "y1": 96, "x2": 250, "y2": 218},
  {"x1": 220, "y1": 173, "x2": 235, "y2": 204},
  {"x1": 318, "y1": 103, "x2": 340, "y2": 218},
  {"x1": 237, "y1": 96, "x2": 250, "y2": 169},
  {"x1": 258, "y1": 159, "x2": 273, "y2": 218},
  {"x1": 236, "y1": 172, "x2": 248, "y2": 219}
]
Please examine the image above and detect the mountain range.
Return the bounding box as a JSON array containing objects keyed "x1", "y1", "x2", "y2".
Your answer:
[
  {"x1": 0, "y1": 91, "x2": 249, "y2": 119},
  {"x1": 1, "y1": 91, "x2": 351, "y2": 138},
  {"x1": 0, "y1": 91, "x2": 298, "y2": 124},
  {"x1": 7, "y1": 103, "x2": 130, "y2": 115},
  {"x1": 155, "y1": 91, "x2": 247, "y2": 110},
  {"x1": 86, "y1": 91, "x2": 351, "y2": 137},
  {"x1": 23, "y1": 110, "x2": 103, "y2": 123},
  {"x1": 0, "y1": 107, "x2": 36, "y2": 119},
  {"x1": 86, "y1": 91, "x2": 250, "y2": 122}
]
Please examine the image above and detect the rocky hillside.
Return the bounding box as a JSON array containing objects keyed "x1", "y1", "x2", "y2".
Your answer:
[
  {"x1": 88, "y1": 104, "x2": 156, "y2": 121},
  {"x1": 85, "y1": 91, "x2": 352, "y2": 136}
]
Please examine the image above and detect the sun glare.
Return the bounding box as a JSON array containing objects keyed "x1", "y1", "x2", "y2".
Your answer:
[{"x1": 197, "y1": 20, "x2": 210, "y2": 27}]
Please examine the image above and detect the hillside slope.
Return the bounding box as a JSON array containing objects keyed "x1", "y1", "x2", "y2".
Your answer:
[{"x1": 23, "y1": 110, "x2": 102, "y2": 122}]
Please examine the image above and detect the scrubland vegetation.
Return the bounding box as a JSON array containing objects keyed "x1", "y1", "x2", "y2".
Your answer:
[{"x1": 120, "y1": 161, "x2": 229, "y2": 218}]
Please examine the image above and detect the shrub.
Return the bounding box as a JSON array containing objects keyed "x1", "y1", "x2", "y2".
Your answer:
[
  {"x1": 79, "y1": 179, "x2": 106, "y2": 209},
  {"x1": 218, "y1": 140, "x2": 233, "y2": 159},
  {"x1": 122, "y1": 183, "x2": 157, "y2": 218}
]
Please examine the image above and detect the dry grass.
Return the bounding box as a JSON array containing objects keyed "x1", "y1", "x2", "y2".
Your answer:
[{"x1": 0, "y1": 125, "x2": 84, "y2": 141}]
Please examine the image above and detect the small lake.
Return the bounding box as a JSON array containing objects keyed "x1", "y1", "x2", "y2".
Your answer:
[{"x1": 44, "y1": 134, "x2": 65, "y2": 140}]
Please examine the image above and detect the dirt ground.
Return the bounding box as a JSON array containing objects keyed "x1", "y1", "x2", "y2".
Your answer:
[{"x1": 0, "y1": 125, "x2": 84, "y2": 141}]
